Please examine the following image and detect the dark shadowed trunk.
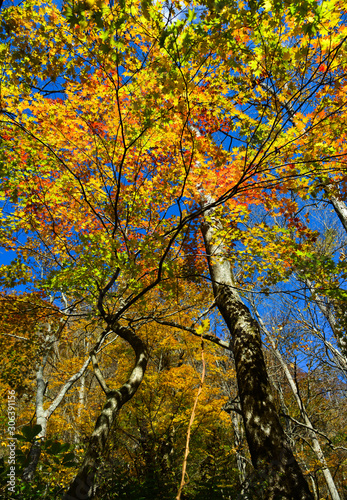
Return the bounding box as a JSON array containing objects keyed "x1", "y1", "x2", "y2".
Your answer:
[
  {"x1": 63, "y1": 324, "x2": 147, "y2": 500},
  {"x1": 22, "y1": 440, "x2": 42, "y2": 483},
  {"x1": 200, "y1": 197, "x2": 313, "y2": 499}
]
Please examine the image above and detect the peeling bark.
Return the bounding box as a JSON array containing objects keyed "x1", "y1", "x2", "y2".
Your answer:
[
  {"x1": 200, "y1": 197, "x2": 313, "y2": 499},
  {"x1": 63, "y1": 324, "x2": 147, "y2": 500}
]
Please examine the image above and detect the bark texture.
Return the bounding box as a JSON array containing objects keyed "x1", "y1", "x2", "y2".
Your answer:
[
  {"x1": 200, "y1": 201, "x2": 313, "y2": 499},
  {"x1": 63, "y1": 324, "x2": 147, "y2": 500}
]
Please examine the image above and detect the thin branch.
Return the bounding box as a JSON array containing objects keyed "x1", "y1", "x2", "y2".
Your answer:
[
  {"x1": 154, "y1": 319, "x2": 231, "y2": 351},
  {"x1": 46, "y1": 356, "x2": 91, "y2": 419},
  {"x1": 282, "y1": 413, "x2": 347, "y2": 453},
  {"x1": 176, "y1": 339, "x2": 206, "y2": 500},
  {"x1": 1, "y1": 333, "x2": 30, "y2": 341}
]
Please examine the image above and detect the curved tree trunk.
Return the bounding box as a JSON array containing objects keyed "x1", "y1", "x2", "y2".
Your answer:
[
  {"x1": 63, "y1": 324, "x2": 147, "y2": 500},
  {"x1": 200, "y1": 197, "x2": 313, "y2": 499}
]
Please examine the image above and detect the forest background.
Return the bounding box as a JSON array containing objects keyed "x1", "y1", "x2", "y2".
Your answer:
[{"x1": 0, "y1": 0, "x2": 346, "y2": 499}]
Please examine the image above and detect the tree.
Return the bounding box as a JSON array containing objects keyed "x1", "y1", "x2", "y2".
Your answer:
[
  {"x1": 253, "y1": 302, "x2": 342, "y2": 500},
  {"x1": 1, "y1": 0, "x2": 347, "y2": 498},
  {"x1": 0, "y1": 294, "x2": 96, "y2": 482}
]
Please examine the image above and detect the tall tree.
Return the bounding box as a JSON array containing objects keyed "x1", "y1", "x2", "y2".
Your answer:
[{"x1": 1, "y1": 0, "x2": 347, "y2": 498}]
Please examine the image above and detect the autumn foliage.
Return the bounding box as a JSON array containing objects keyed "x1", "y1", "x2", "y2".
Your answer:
[{"x1": 0, "y1": 0, "x2": 347, "y2": 498}]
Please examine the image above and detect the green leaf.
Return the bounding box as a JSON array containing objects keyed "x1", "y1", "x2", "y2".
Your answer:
[{"x1": 17, "y1": 424, "x2": 42, "y2": 442}]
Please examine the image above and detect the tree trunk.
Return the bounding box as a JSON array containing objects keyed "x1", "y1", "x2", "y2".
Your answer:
[
  {"x1": 321, "y1": 188, "x2": 347, "y2": 356},
  {"x1": 329, "y1": 194, "x2": 347, "y2": 234},
  {"x1": 200, "y1": 198, "x2": 313, "y2": 499},
  {"x1": 22, "y1": 351, "x2": 90, "y2": 482},
  {"x1": 256, "y1": 311, "x2": 341, "y2": 500},
  {"x1": 63, "y1": 324, "x2": 147, "y2": 500},
  {"x1": 22, "y1": 353, "x2": 48, "y2": 482},
  {"x1": 304, "y1": 278, "x2": 347, "y2": 363}
]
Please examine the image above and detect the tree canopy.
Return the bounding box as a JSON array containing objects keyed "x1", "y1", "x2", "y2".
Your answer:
[{"x1": 0, "y1": 0, "x2": 346, "y2": 499}]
